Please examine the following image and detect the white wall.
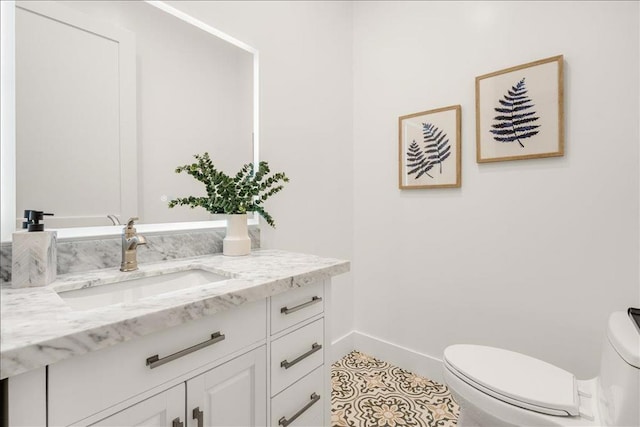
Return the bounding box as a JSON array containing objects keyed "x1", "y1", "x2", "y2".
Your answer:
[
  {"x1": 162, "y1": 1, "x2": 638, "y2": 379},
  {"x1": 167, "y1": 1, "x2": 355, "y2": 340},
  {"x1": 353, "y1": 1, "x2": 639, "y2": 379}
]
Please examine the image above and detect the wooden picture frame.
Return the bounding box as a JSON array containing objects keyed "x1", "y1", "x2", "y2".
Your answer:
[
  {"x1": 476, "y1": 55, "x2": 564, "y2": 163},
  {"x1": 399, "y1": 105, "x2": 461, "y2": 189}
]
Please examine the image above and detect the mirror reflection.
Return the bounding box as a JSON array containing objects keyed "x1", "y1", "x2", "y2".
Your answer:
[{"x1": 15, "y1": 1, "x2": 255, "y2": 229}]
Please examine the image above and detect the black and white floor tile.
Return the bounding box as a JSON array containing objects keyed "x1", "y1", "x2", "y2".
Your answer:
[{"x1": 331, "y1": 351, "x2": 459, "y2": 427}]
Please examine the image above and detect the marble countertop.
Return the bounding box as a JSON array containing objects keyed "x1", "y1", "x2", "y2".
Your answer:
[{"x1": 0, "y1": 249, "x2": 349, "y2": 379}]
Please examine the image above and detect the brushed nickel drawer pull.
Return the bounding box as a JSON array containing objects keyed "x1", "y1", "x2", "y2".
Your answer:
[
  {"x1": 172, "y1": 417, "x2": 184, "y2": 427},
  {"x1": 280, "y1": 296, "x2": 322, "y2": 315},
  {"x1": 192, "y1": 407, "x2": 204, "y2": 427},
  {"x1": 146, "y1": 332, "x2": 225, "y2": 369},
  {"x1": 278, "y1": 393, "x2": 320, "y2": 427},
  {"x1": 280, "y1": 342, "x2": 322, "y2": 369}
]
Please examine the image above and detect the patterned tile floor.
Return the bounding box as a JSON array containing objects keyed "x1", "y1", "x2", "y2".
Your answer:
[{"x1": 331, "y1": 351, "x2": 459, "y2": 427}]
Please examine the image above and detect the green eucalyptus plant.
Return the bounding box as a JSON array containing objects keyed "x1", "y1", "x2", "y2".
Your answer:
[{"x1": 168, "y1": 152, "x2": 289, "y2": 227}]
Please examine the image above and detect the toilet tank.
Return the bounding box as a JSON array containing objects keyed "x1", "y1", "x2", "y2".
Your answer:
[{"x1": 597, "y1": 309, "x2": 640, "y2": 426}]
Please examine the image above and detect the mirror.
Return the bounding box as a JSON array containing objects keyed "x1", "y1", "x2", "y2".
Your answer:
[{"x1": 1, "y1": 0, "x2": 259, "y2": 241}]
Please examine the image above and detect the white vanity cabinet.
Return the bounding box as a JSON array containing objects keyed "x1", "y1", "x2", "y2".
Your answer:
[
  {"x1": 48, "y1": 300, "x2": 268, "y2": 426},
  {"x1": 92, "y1": 347, "x2": 266, "y2": 427},
  {"x1": 185, "y1": 346, "x2": 266, "y2": 427},
  {"x1": 5, "y1": 278, "x2": 332, "y2": 427},
  {"x1": 90, "y1": 384, "x2": 185, "y2": 427},
  {"x1": 271, "y1": 367, "x2": 325, "y2": 427},
  {"x1": 269, "y1": 280, "x2": 329, "y2": 427}
]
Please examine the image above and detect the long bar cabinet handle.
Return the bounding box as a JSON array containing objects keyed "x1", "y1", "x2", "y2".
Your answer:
[
  {"x1": 278, "y1": 393, "x2": 321, "y2": 427},
  {"x1": 146, "y1": 332, "x2": 225, "y2": 369},
  {"x1": 280, "y1": 296, "x2": 322, "y2": 315},
  {"x1": 280, "y1": 343, "x2": 322, "y2": 370},
  {"x1": 172, "y1": 418, "x2": 184, "y2": 427}
]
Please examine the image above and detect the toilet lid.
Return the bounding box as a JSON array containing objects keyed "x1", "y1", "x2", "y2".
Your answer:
[{"x1": 444, "y1": 344, "x2": 579, "y2": 416}]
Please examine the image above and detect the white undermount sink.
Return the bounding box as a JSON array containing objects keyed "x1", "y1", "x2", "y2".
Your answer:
[{"x1": 57, "y1": 269, "x2": 227, "y2": 310}]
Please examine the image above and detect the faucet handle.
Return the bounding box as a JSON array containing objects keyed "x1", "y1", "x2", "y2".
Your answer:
[
  {"x1": 125, "y1": 217, "x2": 139, "y2": 229},
  {"x1": 107, "y1": 214, "x2": 121, "y2": 225}
]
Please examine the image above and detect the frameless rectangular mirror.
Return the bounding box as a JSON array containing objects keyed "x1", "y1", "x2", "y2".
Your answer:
[{"x1": 1, "y1": 0, "x2": 259, "y2": 241}]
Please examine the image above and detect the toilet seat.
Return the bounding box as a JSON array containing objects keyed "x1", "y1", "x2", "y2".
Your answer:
[{"x1": 444, "y1": 344, "x2": 580, "y2": 416}]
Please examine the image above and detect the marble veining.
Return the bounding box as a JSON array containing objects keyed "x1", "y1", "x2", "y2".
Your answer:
[
  {"x1": 1, "y1": 243, "x2": 12, "y2": 283},
  {"x1": 0, "y1": 226, "x2": 260, "y2": 283},
  {"x1": 11, "y1": 231, "x2": 57, "y2": 288},
  {"x1": 0, "y1": 249, "x2": 349, "y2": 379}
]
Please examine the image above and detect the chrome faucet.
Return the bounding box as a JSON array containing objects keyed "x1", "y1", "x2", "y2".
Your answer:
[{"x1": 120, "y1": 217, "x2": 147, "y2": 272}]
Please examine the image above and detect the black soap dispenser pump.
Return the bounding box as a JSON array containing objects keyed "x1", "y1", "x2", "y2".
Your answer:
[
  {"x1": 22, "y1": 210, "x2": 54, "y2": 232},
  {"x1": 11, "y1": 209, "x2": 58, "y2": 288}
]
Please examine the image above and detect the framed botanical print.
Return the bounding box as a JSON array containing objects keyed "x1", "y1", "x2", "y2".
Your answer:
[
  {"x1": 399, "y1": 105, "x2": 461, "y2": 189},
  {"x1": 476, "y1": 55, "x2": 564, "y2": 163}
]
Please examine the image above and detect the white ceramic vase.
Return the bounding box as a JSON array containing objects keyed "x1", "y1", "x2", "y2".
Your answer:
[{"x1": 223, "y1": 213, "x2": 251, "y2": 256}]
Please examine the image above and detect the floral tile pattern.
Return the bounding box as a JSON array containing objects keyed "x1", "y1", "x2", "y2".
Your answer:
[{"x1": 331, "y1": 351, "x2": 459, "y2": 427}]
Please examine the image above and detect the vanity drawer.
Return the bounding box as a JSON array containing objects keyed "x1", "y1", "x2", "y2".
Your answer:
[
  {"x1": 270, "y1": 281, "x2": 324, "y2": 335},
  {"x1": 271, "y1": 318, "x2": 324, "y2": 396},
  {"x1": 48, "y1": 299, "x2": 266, "y2": 427},
  {"x1": 271, "y1": 366, "x2": 324, "y2": 427}
]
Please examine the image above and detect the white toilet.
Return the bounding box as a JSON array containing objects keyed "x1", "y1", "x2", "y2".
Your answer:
[{"x1": 443, "y1": 308, "x2": 640, "y2": 426}]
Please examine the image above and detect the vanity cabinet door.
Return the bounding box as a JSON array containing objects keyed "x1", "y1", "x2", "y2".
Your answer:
[
  {"x1": 271, "y1": 319, "x2": 324, "y2": 396},
  {"x1": 186, "y1": 346, "x2": 266, "y2": 427},
  {"x1": 90, "y1": 383, "x2": 185, "y2": 427},
  {"x1": 270, "y1": 280, "x2": 324, "y2": 335},
  {"x1": 271, "y1": 366, "x2": 324, "y2": 427},
  {"x1": 49, "y1": 300, "x2": 266, "y2": 426}
]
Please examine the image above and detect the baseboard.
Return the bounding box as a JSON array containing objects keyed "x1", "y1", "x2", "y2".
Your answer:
[
  {"x1": 331, "y1": 330, "x2": 356, "y2": 364},
  {"x1": 352, "y1": 331, "x2": 445, "y2": 383}
]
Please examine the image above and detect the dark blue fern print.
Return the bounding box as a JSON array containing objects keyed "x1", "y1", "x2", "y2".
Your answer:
[
  {"x1": 406, "y1": 139, "x2": 434, "y2": 179},
  {"x1": 422, "y1": 123, "x2": 451, "y2": 174},
  {"x1": 405, "y1": 123, "x2": 451, "y2": 180},
  {"x1": 490, "y1": 78, "x2": 540, "y2": 148}
]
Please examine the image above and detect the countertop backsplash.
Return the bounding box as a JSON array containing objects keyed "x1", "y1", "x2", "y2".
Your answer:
[{"x1": 0, "y1": 225, "x2": 260, "y2": 283}]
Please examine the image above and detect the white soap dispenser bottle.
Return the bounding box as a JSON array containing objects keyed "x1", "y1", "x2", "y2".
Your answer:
[{"x1": 11, "y1": 210, "x2": 57, "y2": 288}]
